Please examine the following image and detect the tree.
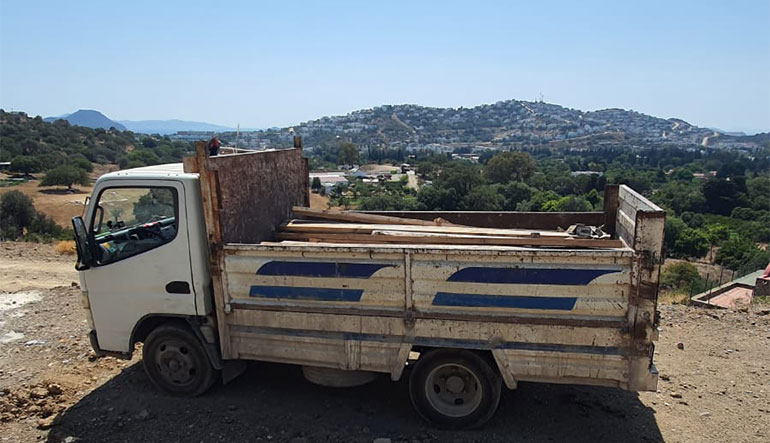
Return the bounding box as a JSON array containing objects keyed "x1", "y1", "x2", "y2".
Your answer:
[
  {"x1": 715, "y1": 235, "x2": 770, "y2": 271},
  {"x1": 660, "y1": 262, "x2": 702, "y2": 290},
  {"x1": 9, "y1": 156, "x2": 42, "y2": 175},
  {"x1": 337, "y1": 142, "x2": 359, "y2": 166},
  {"x1": 432, "y1": 162, "x2": 483, "y2": 198},
  {"x1": 703, "y1": 179, "x2": 742, "y2": 215},
  {"x1": 0, "y1": 191, "x2": 36, "y2": 239},
  {"x1": 311, "y1": 177, "x2": 322, "y2": 192},
  {"x1": 40, "y1": 165, "x2": 89, "y2": 190},
  {"x1": 461, "y1": 185, "x2": 504, "y2": 211},
  {"x1": 541, "y1": 196, "x2": 593, "y2": 212},
  {"x1": 484, "y1": 152, "x2": 535, "y2": 184}
]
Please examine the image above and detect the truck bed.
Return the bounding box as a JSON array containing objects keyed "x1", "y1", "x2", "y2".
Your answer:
[{"x1": 183, "y1": 143, "x2": 663, "y2": 392}]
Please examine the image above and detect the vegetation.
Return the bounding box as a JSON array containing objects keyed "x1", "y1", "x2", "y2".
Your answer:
[
  {"x1": 322, "y1": 141, "x2": 770, "y2": 274},
  {"x1": 0, "y1": 110, "x2": 191, "y2": 173},
  {"x1": 0, "y1": 191, "x2": 68, "y2": 241},
  {"x1": 40, "y1": 165, "x2": 89, "y2": 190}
]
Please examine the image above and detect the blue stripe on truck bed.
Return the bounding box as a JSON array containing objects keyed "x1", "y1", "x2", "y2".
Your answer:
[
  {"x1": 256, "y1": 261, "x2": 393, "y2": 278},
  {"x1": 447, "y1": 267, "x2": 618, "y2": 285},
  {"x1": 432, "y1": 292, "x2": 577, "y2": 310},
  {"x1": 249, "y1": 285, "x2": 364, "y2": 302}
]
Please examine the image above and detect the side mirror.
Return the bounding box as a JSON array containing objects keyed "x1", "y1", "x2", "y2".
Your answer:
[{"x1": 72, "y1": 216, "x2": 94, "y2": 270}]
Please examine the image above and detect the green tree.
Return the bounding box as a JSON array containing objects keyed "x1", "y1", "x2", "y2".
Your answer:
[
  {"x1": 461, "y1": 185, "x2": 504, "y2": 211},
  {"x1": 9, "y1": 156, "x2": 42, "y2": 175},
  {"x1": 715, "y1": 235, "x2": 770, "y2": 271},
  {"x1": 311, "y1": 177, "x2": 322, "y2": 192},
  {"x1": 40, "y1": 165, "x2": 89, "y2": 190},
  {"x1": 484, "y1": 151, "x2": 535, "y2": 183},
  {"x1": 0, "y1": 191, "x2": 36, "y2": 239},
  {"x1": 660, "y1": 262, "x2": 703, "y2": 289},
  {"x1": 541, "y1": 195, "x2": 593, "y2": 212},
  {"x1": 337, "y1": 142, "x2": 359, "y2": 166}
]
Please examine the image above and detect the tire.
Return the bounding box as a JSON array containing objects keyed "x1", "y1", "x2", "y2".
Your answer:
[
  {"x1": 409, "y1": 349, "x2": 502, "y2": 429},
  {"x1": 142, "y1": 324, "x2": 217, "y2": 396}
]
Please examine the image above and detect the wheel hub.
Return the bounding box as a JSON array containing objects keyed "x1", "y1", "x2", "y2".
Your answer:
[
  {"x1": 425, "y1": 363, "x2": 483, "y2": 418},
  {"x1": 446, "y1": 375, "x2": 465, "y2": 394},
  {"x1": 156, "y1": 341, "x2": 196, "y2": 385}
]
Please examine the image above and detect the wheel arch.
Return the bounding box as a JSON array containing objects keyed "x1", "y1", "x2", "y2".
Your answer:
[{"x1": 130, "y1": 314, "x2": 223, "y2": 370}]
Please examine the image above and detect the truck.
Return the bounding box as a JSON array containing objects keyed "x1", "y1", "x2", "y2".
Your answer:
[{"x1": 71, "y1": 141, "x2": 664, "y2": 429}]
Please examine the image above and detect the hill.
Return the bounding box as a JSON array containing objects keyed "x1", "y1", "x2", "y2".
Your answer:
[
  {"x1": 44, "y1": 109, "x2": 126, "y2": 131},
  {"x1": 225, "y1": 100, "x2": 768, "y2": 152},
  {"x1": 1, "y1": 110, "x2": 190, "y2": 171},
  {"x1": 117, "y1": 119, "x2": 235, "y2": 135}
]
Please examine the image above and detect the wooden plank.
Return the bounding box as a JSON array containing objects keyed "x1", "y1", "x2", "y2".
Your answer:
[
  {"x1": 193, "y1": 141, "x2": 232, "y2": 358},
  {"x1": 281, "y1": 221, "x2": 570, "y2": 238},
  {"x1": 274, "y1": 232, "x2": 624, "y2": 249},
  {"x1": 361, "y1": 211, "x2": 605, "y2": 230},
  {"x1": 292, "y1": 207, "x2": 440, "y2": 226},
  {"x1": 603, "y1": 185, "x2": 619, "y2": 237}
]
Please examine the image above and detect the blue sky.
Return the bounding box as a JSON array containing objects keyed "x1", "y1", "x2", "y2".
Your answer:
[{"x1": 1, "y1": 1, "x2": 768, "y2": 133}]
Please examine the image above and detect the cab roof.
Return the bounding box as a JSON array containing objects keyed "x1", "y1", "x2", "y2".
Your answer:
[{"x1": 97, "y1": 163, "x2": 199, "y2": 183}]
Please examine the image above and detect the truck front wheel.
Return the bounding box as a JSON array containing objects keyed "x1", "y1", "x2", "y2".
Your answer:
[
  {"x1": 142, "y1": 324, "x2": 216, "y2": 396},
  {"x1": 409, "y1": 349, "x2": 502, "y2": 429}
]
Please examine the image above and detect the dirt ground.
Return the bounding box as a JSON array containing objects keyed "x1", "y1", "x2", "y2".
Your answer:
[{"x1": 1, "y1": 242, "x2": 768, "y2": 442}]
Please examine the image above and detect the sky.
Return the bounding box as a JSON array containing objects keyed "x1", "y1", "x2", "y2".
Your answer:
[{"x1": 1, "y1": 1, "x2": 768, "y2": 134}]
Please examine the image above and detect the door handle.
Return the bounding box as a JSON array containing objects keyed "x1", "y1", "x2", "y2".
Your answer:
[{"x1": 165, "y1": 281, "x2": 191, "y2": 294}]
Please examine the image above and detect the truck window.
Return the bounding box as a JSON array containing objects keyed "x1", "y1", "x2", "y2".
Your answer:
[{"x1": 90, "y1": 187, "x2": 178, "y2": 265}]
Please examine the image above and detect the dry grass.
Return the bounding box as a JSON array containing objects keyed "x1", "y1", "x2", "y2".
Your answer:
[
  {"x1": 658, "y1": 289, "x2": 691, "y2": 305},
  {"x1": 54, "y1": 240, "x2": 76, "y2": 255}
]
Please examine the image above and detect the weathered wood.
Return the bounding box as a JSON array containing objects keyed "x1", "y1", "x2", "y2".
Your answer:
[
  {"x1": 281, "y1": 221, "x2": 570, "y2": 238},
  {"x1": 274, "y1": 231, "x2": 624, "y2": 249},
  {"x1": 292, "y1": 206, "x2": 439, "y2": 226},
  {"x1": 603, "y1": 185, "x2": 619, "y2": 237},
  {"x1": 193, "y1": 141, "x2": 231, "y2": 357},
  {"x1": 361, "y1": 211, "x2": 605, "y2": 230},
  {"x1": 204, "y1": 149, "x2": 308, "y2": 243}
]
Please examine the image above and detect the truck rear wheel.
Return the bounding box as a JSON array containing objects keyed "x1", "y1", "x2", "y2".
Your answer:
[
  {"x1": 142, "y1": 324, "x2": 216, "y2": 396},
  {"x1": 409, "y1": 349, "x2": 502, "y2": 429}
]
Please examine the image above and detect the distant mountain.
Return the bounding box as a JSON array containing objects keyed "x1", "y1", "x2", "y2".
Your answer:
[
  {"x1": 44, "y1": 109, "x2": 126, "y2": 131},
  {"x1": 117, "y1": 119, "x2": 236, "y2": 135}
]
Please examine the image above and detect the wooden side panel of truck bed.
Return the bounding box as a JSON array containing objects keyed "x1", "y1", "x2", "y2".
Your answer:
[{"x1": 218, "y1": 245, "x2": 654, "y2": 390}]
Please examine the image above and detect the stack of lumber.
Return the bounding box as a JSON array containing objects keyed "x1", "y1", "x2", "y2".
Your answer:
[{"x1": 275, "y1": 207, "x2": 623, "y2": 249}]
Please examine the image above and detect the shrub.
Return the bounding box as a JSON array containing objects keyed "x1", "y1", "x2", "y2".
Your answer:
[
  {"x1": 40, "y1": 165, "x2": 89, "y2": 190},
  {"x1": 661, "y1": 262, "x2": 703, "y2": 289},
  {"x1": 0, "y1": 191, "x2": 36, "y2": 238},
  {"x1": 54, "y1": 240, "x2": 76, "y2": 255}
]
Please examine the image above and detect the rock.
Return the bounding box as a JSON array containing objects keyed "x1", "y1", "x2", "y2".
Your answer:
[
  {"x1": 136, "y1": 409, "x2": 151, "y2": 420},
  {"x1": 37, "y1": 416, "x2": 56, "y2": 429},
  {"x1": 660, "y1": 374, "x2": 670, "y2": 381},
  {"x1": 373, "y1": 439, "x2": 392, "y2": 443},
  {"x1": 670, "y1": 392, "x2": 682, "y2": 398},
  {"x1": 29, "y1": 387, "x2": 48, "y2": 399},
  {"x1": 64, "y1": 437, "x2": 77, "y2": 443},
  {"x1": 46, "y1": 384, "x2": 63, "y2": 396},
  {"x1": 677, "y1": 342, "x2": 685, "y2": 350}
]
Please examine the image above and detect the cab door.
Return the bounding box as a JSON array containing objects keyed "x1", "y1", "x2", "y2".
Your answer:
[{"x1": 83, "y1": 179, "x2": 196, "y2": 353}]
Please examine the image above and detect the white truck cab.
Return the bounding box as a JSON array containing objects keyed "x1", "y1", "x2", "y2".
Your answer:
[{"x1": 76, "y1": 164, "x2": 214, "y2": 356}]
